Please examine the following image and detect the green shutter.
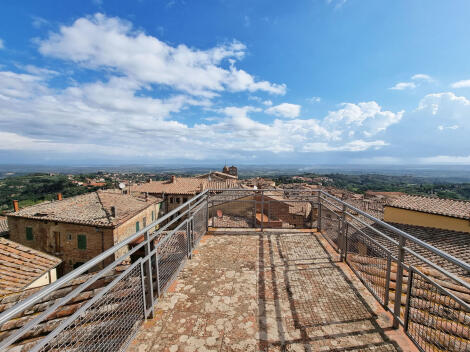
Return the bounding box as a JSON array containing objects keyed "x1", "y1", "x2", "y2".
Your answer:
[
  {"x1": 77, "y1": 234, "x2": 87, "y2": 250},
  {"x1": 136, "y1": 221, "x2": 140, "y2": 232},
  {"x1": 26, "y1": 227, "x2": 33, "y2": 241}
]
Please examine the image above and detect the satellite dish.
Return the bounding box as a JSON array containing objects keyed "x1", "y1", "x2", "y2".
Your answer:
[{"x1": 119, "y1": 183, "x2": 126, "y2": 190}]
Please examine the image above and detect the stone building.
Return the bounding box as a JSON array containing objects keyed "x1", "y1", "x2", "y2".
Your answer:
[
  {"x1": 6, "y1": 191, "x2": 162, "y2": 274},
  {"x1": 133, "y1": 176, "x2": 238, "y2": 215},
  {"x1": 222, "y1": 165, "x2": 238, "y2": 178}
]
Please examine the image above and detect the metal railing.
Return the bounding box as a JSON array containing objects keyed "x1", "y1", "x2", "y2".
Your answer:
[
  {"x1": 0, "y1": 188, "x2": 468, "y2": 352},
  {"x1": 0, "y1": 190, "x2": 210, "y2": 351}
]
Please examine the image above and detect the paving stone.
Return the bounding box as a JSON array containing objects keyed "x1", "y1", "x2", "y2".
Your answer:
[{"x1": 131, "y1": 232, "x2": 415, "y2": 351}]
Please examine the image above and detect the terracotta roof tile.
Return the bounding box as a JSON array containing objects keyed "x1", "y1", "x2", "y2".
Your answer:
[
  {"x1": 0, "y1": 219, "x2": 7, "y2": 236},
  {"x1": 7, "y1": 191, "x2": 162, "y2": 227},
  {"x1": 134, "y1": 177, "x2": 239, "y2": 195},
  {"x1": 0, "y1": 238, "x2": 61, "y2": 296},
  {"x1": 387, "y1": 195, "x2": 470, "y2": 220}
]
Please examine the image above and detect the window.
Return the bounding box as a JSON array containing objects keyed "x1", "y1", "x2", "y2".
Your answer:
[
  {"x1": 176, "y1": 197, "x2": 181, "y2": 204},
  {"x1": 73, "y1": 262, "x2": 84, "y2": 269},
  {"x1": 77, "y1": 234, "x2": 87, "y2": 250},
  {"x1": 151, "y1": 210, "x2": 155, "y2": 221},
  {"x1": 26, "y1": 227, "x2": 33, "y2": 241},
  {"x1": 67, "y1": 233, "x2": 73, "y2": 241},
  {"x1": 169, "y1": 197, "x2": 173, "y2": 204},
  {"x1": 183, "y1": 198, "x2": 188, "y2": 203},
  {"x1": 136, "y1": 221, "x2": 140, "y2": 232}
]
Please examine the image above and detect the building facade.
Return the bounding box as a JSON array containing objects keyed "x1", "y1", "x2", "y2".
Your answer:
[{"x1": 7, "y1": 191, "x2": 162, "y2": 274}]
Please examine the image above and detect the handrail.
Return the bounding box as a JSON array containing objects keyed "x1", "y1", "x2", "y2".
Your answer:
[
  {"x1": 320, "y1": 190, "x2": 470, "y2": 274},
  {"x1": 0, "y1": 190, "x2": 208, "y2": 326}
]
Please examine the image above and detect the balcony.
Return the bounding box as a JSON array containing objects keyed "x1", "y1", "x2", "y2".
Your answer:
[{"x1": 0, "y1": 189, "x2": 468, "y2": 352}]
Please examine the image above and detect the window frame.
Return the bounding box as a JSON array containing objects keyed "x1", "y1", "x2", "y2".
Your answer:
[
  {"x1": 26, "y1": 227, "x2": 33, "y2": 241},
  {"x1": 77, "y1": 234, "x2": 87, "y2": 250}
]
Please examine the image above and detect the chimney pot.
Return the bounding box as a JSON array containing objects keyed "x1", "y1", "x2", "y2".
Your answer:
[
  {"x1": 13, "y1": 200, "x2": 19, "y2": 212},
  {"x1": 57, "y1": 193, "x2": 63, "y2": 201},
  {"x1": 171, "y1": 175, "x2": 176, "y2": 183},
  {"x1": 111, "y1": 206, "x2": 117, "y2": 218}
]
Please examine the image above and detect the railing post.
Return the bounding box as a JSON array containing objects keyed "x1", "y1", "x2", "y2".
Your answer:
[
  {"x1": 211, "y1": 200, "x2": 214, "y2": 228},
  {"x1": 143, "y1": 230, "x2": 154, "y2": 319},
  {"x1": 393, "y1": 235, "x2": 406, "y2": 328},
  {"x1": 317, "y1": 191, "x2": 322, "y2": 232},
  {"x1": 260, "y1": 190, "x2": 264, "y2": 232},
  {"x1": 404, "y1": 267, "x2": 414, "y2": 332},
  {"x1": 205, "y1": 194, "x2": 209, "y2": 232},
  {"x1": 155, "y1": 252, "x2": 160, "y2": 298},
  {"x1": 340, "y1": 203, "x2": 347, "y2": 261},
  {"x1": 384, "y1": 253, "x2": 392, "y2": 307},
  {"x1": 186, "y1": 219, "x2": 192, "y2": 259}
]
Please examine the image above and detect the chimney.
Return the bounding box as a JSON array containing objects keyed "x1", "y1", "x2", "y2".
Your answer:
[
  {"x1": 13, "y1": 200, "x2": 19, "y2": 212},
  {"x1": 111, "y1": 206, "x2": 117, "y2": 218},
  {"x1": 171, "y1": 175, "x2": 176, "y2": 183},
  {"x1": 57, "y1": 193, "x2": 63, "y2": 201}
]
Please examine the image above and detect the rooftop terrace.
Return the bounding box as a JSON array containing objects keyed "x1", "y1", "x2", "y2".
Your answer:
[
  {"x1": 0, "y1": 189, "x2": 468, "y2": 352},
  {"x1": 129, "y1": 230, "x2": 415, "y2": 352}
]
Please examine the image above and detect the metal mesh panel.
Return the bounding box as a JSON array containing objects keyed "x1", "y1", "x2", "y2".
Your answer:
[
  {"x1": 35, "y1": 263, "x2": 144, "y2": 352},
  {"x1": 157, "y1": 222, "x2": 188, "y2": 293},
  {"x1": 346, "y1": 224, "x2": 390, "y2": 306},
  {"x1": 192, "y1": 203, "x2": 207, "y2": 245},
  {"x1": 406, "y1": 269, "x2": 470, "y2": 352},
  {"x1": 320, "y1": 206, "x2": 342, "y2": 252},
  {"x1": 210, "y1": 198, "x2": 255, "y2": 228}
]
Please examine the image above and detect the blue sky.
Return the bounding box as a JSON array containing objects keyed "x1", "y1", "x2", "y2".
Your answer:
[{"x1": 0, "y1": 0, "x2": 469, "y2": 165}]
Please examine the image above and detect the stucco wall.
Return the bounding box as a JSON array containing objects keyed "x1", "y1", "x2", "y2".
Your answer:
[{"x1": 383, "y1": 206, "x2": 470, "y2": 233}]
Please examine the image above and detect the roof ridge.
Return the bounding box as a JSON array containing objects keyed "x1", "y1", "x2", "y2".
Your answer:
[
  {"x1": 398, "y1": 194, "x2": 470, "y2": 204},
  {"x1": 96, "y1": 191, "x2": 113, "y2": 225}
]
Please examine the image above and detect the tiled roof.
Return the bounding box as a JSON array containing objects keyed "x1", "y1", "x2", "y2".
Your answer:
[
  {"x1": 0, "y1": 218, "x2": 8, "y2": 236},
  {"x1": 134, "y1": 177, "x2": 239, "y2": 195},
  {"x1": 354, "y1": 222, "x2": 470, "y2": 277},
  {"x1": 8, "y1": 191, "x2": 161, "y2": 227},
  {"x1": 0, "y1": 238, "x2": 61, "y2": 296},
  {"x1": 387, "y1": 194, "x2": 470, "y2": 219},
  {"x1": 196, "y1": 171, "x2": 238, "y2": 180}
]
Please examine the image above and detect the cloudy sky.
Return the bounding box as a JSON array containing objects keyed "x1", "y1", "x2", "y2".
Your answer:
[{"x1": 0, "y1": 1, "x2": 469, "y2": 165}]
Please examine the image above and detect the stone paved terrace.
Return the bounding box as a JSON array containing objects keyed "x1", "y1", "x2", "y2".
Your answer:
[{"x1": 129, "y1": 231, "x2": 418, "y2": 352}]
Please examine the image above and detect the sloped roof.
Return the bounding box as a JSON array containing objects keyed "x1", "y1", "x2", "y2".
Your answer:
[
  {"x1": 133, "y1": 177, "x2": 239, "y2": 195},
  {"x1": 0, "y1": 218, "x2": 7, "y2": 236},
  {"x1": 387, "y1": 195, "x2": 470, "y2": 220},
  {"x1": 0, "y1": 238, "x2": 61, "y2": 296},
  {"x1": 7, "y1": 191, "x2": 161, "y2": 228},
  {"x1": 196, "y1": 171, "x2": 238, "y2": 180}
]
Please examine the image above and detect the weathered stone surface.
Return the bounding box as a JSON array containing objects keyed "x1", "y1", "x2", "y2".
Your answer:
[{"x1": 129, "y1": 232, "x2": 417, "y2": 352}]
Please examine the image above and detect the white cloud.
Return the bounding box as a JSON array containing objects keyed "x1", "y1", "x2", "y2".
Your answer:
[
  {"x1": 437, "y1": 125, "x2": 458, "y2": 131},
  {"x1": 450, "y1": 79, "x2": 470, "y2": 89},
  {"x1": 390, "y1": 74, "x2": 433, "y2": 90},
  {"x1": 31, "y1": 16, "x2": 49, "y2": 29},
  {"x1": 419, "y1": 155, "x2": 470, "y2": 164},
  {"x1": 266, "y1": 103, "x2": 301, "y2": 118},
  {"x1": 411, "y1": 74, "x2": 433, "y2": 82},
  {"x1": 38, "y1": 13, "x2": 286, "y2": 97},
  {"x1": 324, "y1": 101, "x2": 403, "y2": 137},
  {"x1": 303, "y1": 140, "x2": 387, "y2": 152},
  {"x1": 390, "y1": 82, "x2": 416, "y2": 90},
  {"x1": 0, "y1": 69, "x2": 398, "y2": 158},
  {"x1": 307, "y1": 96, "x2": 321, "y2": 103},
  {"x1": 263, "y1": 100, "x2": 273, "y2": 106},
  {"x1": 0, "y1": 39, "x2": 4, "y2": 49}
]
